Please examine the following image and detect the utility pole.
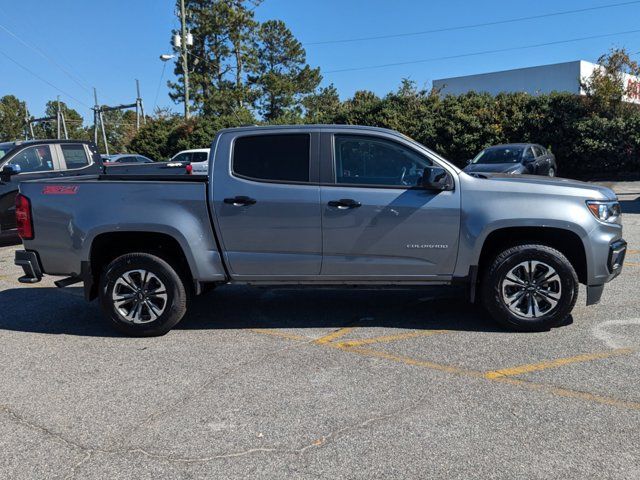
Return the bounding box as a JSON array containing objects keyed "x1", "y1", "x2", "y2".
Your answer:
[
  {"x1": 93, "y1": 88, "x2": 99, "y2": 145},
  {"x1": 180, "y1": 0, "x2": 190, "y2": 119},
  {"x1": 135, "y1": 79, "x2": 146, "y2": 129},
  {"x1": 56, "y1": 96, "x2": 61, "y2": 140}
]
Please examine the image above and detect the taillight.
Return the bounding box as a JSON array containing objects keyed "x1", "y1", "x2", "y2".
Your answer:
[{"x1": 15, "y1": 193, "x2": 33, "y2": 240}]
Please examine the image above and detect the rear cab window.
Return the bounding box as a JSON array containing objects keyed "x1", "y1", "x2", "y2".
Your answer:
[
  {"x1": 60, "y1": 144, "x2": 90, "y2": 169},
  {"x1": 232, "y1": 134, "x2": 310, "y2": 183}
]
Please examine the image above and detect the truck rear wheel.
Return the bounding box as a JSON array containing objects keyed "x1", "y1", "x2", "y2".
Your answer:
[
  {"x1": 99, "y1": 253, "x2": 187, "y2": 336},
  {"x1": 482, "y1": 244, "x2": 578, "y2": 332}
]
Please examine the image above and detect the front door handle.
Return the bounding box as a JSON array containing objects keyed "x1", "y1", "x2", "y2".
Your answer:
[
  {"x1": 328, "y1": 198, "x2": 361, "y2": 209},
  {"x1": 224, "y1": 195, "x2": 256, "y2": 206}
]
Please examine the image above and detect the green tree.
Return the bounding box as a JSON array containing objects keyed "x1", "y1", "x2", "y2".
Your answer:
[
  {"x1": 251, "y1": 19, "x2": 321, "y2": 121},
  {"x1": 0, "y1": 95, "x2": 26, "y2": 141},
  {"x1": 303, "y1": 84, "x2": 342, "y2": 123},
  {"x1": 168, "y1": 0, "x2": 261, "y2": 116},
  {"x1": 581, "y1": 47, "x2": 640, "y2": 113},
  {"x1": 128, "y1": 115, "x2": 182, "y2": 160},
  {"x1": 43, "y1": 100, "x2": 86, "y2": 140},
  {"x1": 335, "y1": 90, "x2": 381, "y2": 125}
]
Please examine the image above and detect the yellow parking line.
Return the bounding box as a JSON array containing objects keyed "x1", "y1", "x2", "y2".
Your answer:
[
  {"x1": 626, "y1": 249, "x2": 639, "y2": 255},
  {"x1": 313, "y1": 327, "x2": 356, "y2": 345},
  {"x1": 332, "y1": 344, "x2": 483, "y2": 377},
  {"x1": 625, "y1": 261, "x2": 640, "y2": 267},
  {"x1": 335, "y1": 330, "x2": 448, "y2": 348},
  {"x1": 338, "y1": 345, "x2": 640, "y2": 411},
  {"x1": 250, "y1": 326, "x2": 640, "y2": 413},
  {"x1": 483, "y1": 348, "x2": 634, "y2": 379},
  {"x1": 250, "y1": 329, "x2": 310, "y2": 342},
  {"x1": 495, "y1": 376, "x2": 640, "y2": 412}
]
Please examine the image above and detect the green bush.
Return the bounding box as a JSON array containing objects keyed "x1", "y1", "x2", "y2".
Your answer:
[{"x1": 129, "y1": 88, "x2": 640, "y2": 178}]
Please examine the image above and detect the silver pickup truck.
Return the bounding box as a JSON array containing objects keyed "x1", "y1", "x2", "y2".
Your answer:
[{"x1": 14, "y1": 125, "x2": 627, "y2": 336}]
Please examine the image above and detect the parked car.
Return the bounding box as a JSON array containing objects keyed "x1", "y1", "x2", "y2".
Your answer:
[
  {"x1": 102, "y1": 154, "x2": 155, "y2": 164},
  {"x1": 464, "y1": 144, "x2": 557, "y2": 177},
  {"x1": 15, "y1": 125, "x2": 625, "y2": 336},
  {"x1": 169, "y1": 148, "x2": 209, "y2": 174},
  {"x1": 0, "y1": 140, "x2": 101, "y2": 236},
  {"x1": 101, "y1": 153, "x2": 192, "y2": 175}
]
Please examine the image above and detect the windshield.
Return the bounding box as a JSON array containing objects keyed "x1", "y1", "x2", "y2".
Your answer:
[
  {"x1": 0, "y1": 143, "x2": 16, "y2": 161},
  {"x1": 472, "y1": 147, "x2": 524, "y2": 164}
]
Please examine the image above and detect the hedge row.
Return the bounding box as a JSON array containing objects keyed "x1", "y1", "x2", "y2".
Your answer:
[{"x1": 129, "y1": 90, "x2": 640, "y2": 179}]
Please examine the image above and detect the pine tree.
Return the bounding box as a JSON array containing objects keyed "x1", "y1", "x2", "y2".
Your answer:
[
  {"x1": 168, "y1": 0, "x2": 261, "y2": 116},
  {"x1": 250, "y1": 20, "x2": 321, "y2": 121},
  {"x1": 0, "y1": 95, "x2": 26, "y2": 141}
]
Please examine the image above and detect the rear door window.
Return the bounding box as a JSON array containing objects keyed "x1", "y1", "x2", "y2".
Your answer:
[
  {"x1": 233, "y1": 134, "x2": 310, "y2": 183},
  {"x1": 191, "y1": 152, "x2": 208, "y2": 163},
  {"x1": 523, "y1": 147, "x2": 535, "y2": 161},
  {"x1": 532, "y1": 145, "x2": 544, "y2": 158},
  {"x1": 60, "y1": 144, "x2": 90, "y2": 169}
]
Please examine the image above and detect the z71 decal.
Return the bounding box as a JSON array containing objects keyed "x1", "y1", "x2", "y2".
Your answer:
[{"x1": 42, "y1": 185, "x2": 79, "y2": 195}]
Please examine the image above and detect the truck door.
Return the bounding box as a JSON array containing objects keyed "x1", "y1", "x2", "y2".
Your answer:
[
  {"x1": 320, "y1": 133, "x2": 461, "y2": 279},
  {"x1": 211, "y1": 131, "x2": 322, "y2": 279}
]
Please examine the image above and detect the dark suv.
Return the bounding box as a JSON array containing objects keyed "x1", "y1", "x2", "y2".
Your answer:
[
  {"x1": 464, "y1": 143, "x2": 557, "y2": 177},
  {"x1": 0, "y1": 140, "x2": 100, "y2": 236}
]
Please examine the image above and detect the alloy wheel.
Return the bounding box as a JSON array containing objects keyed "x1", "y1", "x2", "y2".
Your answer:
[
  {"x1": 111, "y1": 269, "x2": 168, "y2": 324},
  {"x1": 500, "y1": 260, "x2": 562, "y2": 319}
]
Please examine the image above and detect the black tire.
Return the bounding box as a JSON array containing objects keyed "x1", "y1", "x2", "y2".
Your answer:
[
  {"x1": 481, "y1": 244, "x2": 578, "y2": 332},
  {"x1": 99, "y1": 253, "x2": 188, "y2": 336}
]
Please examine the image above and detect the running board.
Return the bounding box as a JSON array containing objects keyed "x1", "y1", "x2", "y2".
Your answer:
[{"x1": 54, "y1": 276, "x2": 83, "y2": 288}]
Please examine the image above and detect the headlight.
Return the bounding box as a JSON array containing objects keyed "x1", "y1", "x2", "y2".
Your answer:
[{"x1": 586, "y1": 200, "x2": 621, "y2": 223}]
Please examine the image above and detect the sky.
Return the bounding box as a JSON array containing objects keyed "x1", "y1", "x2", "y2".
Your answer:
[{"x1": 1, "y1": 0, "x2": 639, "y2": 121}]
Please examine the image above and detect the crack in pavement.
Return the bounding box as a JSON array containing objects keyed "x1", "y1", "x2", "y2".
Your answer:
[
  {"x1": 1, "y1": 394, "x2": 420, "y2": 469},
  {"x1": 64, "y1": 452, "x2": 92, "y2": 480}
]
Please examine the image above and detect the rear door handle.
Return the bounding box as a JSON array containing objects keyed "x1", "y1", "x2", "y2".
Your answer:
[
  {"x1": 224, "y1": 195, "x2": 256, "y2": 206},
  {"x1": 328, "y1": 198, "x2": 361, "y2": 209}
]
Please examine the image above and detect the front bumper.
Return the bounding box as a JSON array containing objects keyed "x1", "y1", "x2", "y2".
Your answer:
[
  {"x1": 608, "y1": 239, "x2": 627, "y2": 276},
  {"x1": 586, "y1": 238, "x2": 626, "y2": 306},
  {"x1": 14, "y1": 250, "x2": 43, "y2": 284}
]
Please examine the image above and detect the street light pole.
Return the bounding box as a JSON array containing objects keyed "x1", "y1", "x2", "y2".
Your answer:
[{"x1": 180, "y1": 0, "x2": 190, "y2": 120}]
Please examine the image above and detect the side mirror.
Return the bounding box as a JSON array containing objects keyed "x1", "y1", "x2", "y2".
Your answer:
[
  {"x1": 0, "y1": 164, "x2": 20, "y2": 182},
  {"x1": 421, "y1": 166, "x2": 454, "y2": 191}
]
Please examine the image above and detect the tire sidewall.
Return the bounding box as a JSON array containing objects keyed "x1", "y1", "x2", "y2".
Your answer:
[
  {"x1": 99, "y1": 253, "x2": 186, "y2": 336},
  {"x1": 483, "y1": 245, "x2": 577, "y2": 331}
]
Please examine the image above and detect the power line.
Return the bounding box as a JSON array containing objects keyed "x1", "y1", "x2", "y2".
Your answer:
[
  {"x1": 306, "y1": 0, "x2": 640, "y2": 46},
  {"x1": 153, "y1": 62, "x2": 168, "y2": 111},
  {"x1": 0, "y1": 22, "x2": 93, "y2": 92},
  {"x1": 325, "y1": 28, "x2": 640, "y2": 73},
  {"x1": 0, "y1": 48, "x2": 92, "y2": 109}
]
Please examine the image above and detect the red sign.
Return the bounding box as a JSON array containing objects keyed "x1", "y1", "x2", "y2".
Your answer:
[
  {"x1": 627, "y1": 78, "x2": 640, "y2": 101},
  {"x1": 42, "y1": 185, "x2": 79, "y2": 195}
]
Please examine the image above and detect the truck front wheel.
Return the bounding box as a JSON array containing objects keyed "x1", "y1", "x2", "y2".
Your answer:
[
  {"x1": 482, "y1": 244, "x2": 578, "y2": 332},
  {"x1": 99, "y1": 253, "x2": 188, "y2": 336}
]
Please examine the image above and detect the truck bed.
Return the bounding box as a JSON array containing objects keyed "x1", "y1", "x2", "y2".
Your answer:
[{"x1": 18, "y1": 176, "x2": 224, "y2": 283}]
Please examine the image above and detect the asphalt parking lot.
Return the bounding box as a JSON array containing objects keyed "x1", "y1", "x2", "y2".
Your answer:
[{"x1": 0, "y1": 182, "x2": 639, "y2": 479}]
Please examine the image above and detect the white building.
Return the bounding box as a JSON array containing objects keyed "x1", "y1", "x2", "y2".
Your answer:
[{"x1": 433, "y1": 60, "x2": 640, "y2": 103}]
